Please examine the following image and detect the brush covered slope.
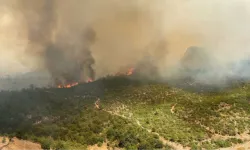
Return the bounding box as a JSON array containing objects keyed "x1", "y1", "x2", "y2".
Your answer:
[{"x1": 0, "y1": 76, "x2": 249, "y2": 150}]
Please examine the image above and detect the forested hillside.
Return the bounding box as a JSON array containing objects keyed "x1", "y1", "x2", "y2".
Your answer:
[{"x1": 0, "y1": 76, "x2": 249, "y2": 150}]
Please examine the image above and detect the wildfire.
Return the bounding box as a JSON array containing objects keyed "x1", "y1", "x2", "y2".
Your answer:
[
  {"x1": 115, "y1": 67, "x2": 135, "y2": 76},
  {"x1": 57, "y1": 82, "x2": 79, "y2": 88},
  {"x1": 56, "y1": 68, "x2": 135, "y2": 88},
  {"x1": 126, "y1": 68, "x2": 135, "y2": 75}
]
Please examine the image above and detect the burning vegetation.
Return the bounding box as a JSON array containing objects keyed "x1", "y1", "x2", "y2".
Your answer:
[
  {"x1": 1, "y1": 1, "x2": 250, "y2": 150},
  {"x1": 115, "y1": 67, "x2": 135, "y2": 76},
  {"x1": 56, "y1": 67, "x2": 135, "y2": 88},
  {"x1": 126, "y1": 68, "x2": 135, "y2": 76},
  {"x1": 57, "y1": 82, "x2": 79, "y2": 88}
]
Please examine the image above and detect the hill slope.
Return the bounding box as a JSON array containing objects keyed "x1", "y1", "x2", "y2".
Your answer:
[{"x1": 0, "y1": 76, "x2": 249, "y2": 150}]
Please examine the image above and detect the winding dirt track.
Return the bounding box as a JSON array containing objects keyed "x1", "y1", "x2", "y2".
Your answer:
[
  {"x1": 102, "y1": 108, "x2": 250, "y2": 150},
  {"x1": 103, "y1": 109, "x2": 189, "y2": 150}
]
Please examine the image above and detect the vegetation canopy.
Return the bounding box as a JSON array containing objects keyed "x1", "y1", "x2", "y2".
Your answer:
[{"x1": 0, "y1": 76, "x2": 249, "y2": 150}]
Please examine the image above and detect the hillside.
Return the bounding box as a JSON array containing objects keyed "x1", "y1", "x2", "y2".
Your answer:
[{"x1": 0, "y1": 76, "x2": 249, "y2": 150}]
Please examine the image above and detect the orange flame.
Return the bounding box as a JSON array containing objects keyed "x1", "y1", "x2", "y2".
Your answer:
[
  {"x1": 114, "y1": 67, "x2": 135, "y2": 76},
  {"x1": 57, "y1": 67, "x2": 134, "y2": 88},
  {"x1": 126, "y1": 68, "x2": 135, "y2": 75},
  {"x1": 57, "y1": 82, "x2": 79, "y2": 88}
]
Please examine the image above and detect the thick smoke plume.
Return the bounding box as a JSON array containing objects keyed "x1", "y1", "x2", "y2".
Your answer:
[
  {"x1": 16, "y1": 0, "x2": 96, "y2": 85},
  {"x1": 1, "y1": 0, "x2": 250, "y2": 86}
]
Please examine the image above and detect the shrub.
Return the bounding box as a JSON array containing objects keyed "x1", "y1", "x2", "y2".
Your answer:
[
  {"x1": 53, "y1": 141, "x2": 66, "y2": 150},
  {"x1": 40, "y1": 139, "x2": 52, "y2": 150},
  {"x1": 2, "y1": 137, "x2": 6, "y2": 143},
  {"x1": 138, "y1": 141, "x2": 153, "y2": 150},
  {"x1": 97, "y1": 142, "x2": 102, "y2": 147},
  {"x1": 126, "y1": 144, "x2": 137, "y2": 150},
  {"x1": 15, "y1": 131, "x2": 24, "y2": 139},
  {"x1": 213, "y1": 140, "x2": 232, "y2": 148},
  {"x1": 154, "y1": 140, "x2": 163, "y2": 149},
  {"x1": 191, "y1": 142, "x2": 203, "y2": 150}
]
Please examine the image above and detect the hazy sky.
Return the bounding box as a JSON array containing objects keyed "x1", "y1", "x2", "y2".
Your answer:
[{"x1": 0, "y1": 0, "x2": 250, "y2": 80}]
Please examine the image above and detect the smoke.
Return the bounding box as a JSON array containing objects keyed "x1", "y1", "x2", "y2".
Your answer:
[
  {"x1": 159, "y1": 0, "x2": 250, "y2": 84},
  {"x1": 14, "y1": 0, "x2": 97, "y2": 84},
  {"x1": 1, "y1": 0, "x2": 250, "y2": 85}
]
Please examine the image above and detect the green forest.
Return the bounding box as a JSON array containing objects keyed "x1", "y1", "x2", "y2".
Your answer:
[{"x1": 0, "y1": 76, "x2": 249, "y2": 150}]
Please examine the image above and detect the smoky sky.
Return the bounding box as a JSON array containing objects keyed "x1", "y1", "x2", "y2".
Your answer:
[
  {"x1": 14, "y1": 0, "x2": 97, "y2": 84},
  {"x1": 1, "y1": 0, "x2": 250, "y2": 85}
]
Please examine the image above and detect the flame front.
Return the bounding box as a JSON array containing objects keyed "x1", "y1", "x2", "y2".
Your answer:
[
  {"x1": 57, "y1": 68, "x2": 134, "y2": 88},
  {"x1": 57, "y1": 82, "x2": 79, "y2": 88},
  {"x1": 115, "y1": 67, "x2": 135, "y2": 76}
]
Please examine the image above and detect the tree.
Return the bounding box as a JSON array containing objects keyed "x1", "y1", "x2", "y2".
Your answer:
[
  {"x1": 53, "y1": 141, "x2": 66, "y2": 150},
  {"x1": 41, "y1": 139, "x2": 51, "y2": 150}
]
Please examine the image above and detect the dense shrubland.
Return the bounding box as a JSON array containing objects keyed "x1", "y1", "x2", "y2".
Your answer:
[{"x1": 0, "y1": 76, "x2": 249, "y2": 149}]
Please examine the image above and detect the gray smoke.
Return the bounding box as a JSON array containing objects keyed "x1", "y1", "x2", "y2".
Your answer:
[
  {"x1": 1, "y1": 0, "x2": 250, "y2": 88},
  {"x1": 16, "y1": 0, "x2": 96, "y2": 85},
  {"x1": 44, "y1": 28, "x2": 96, "y2": 85}
]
